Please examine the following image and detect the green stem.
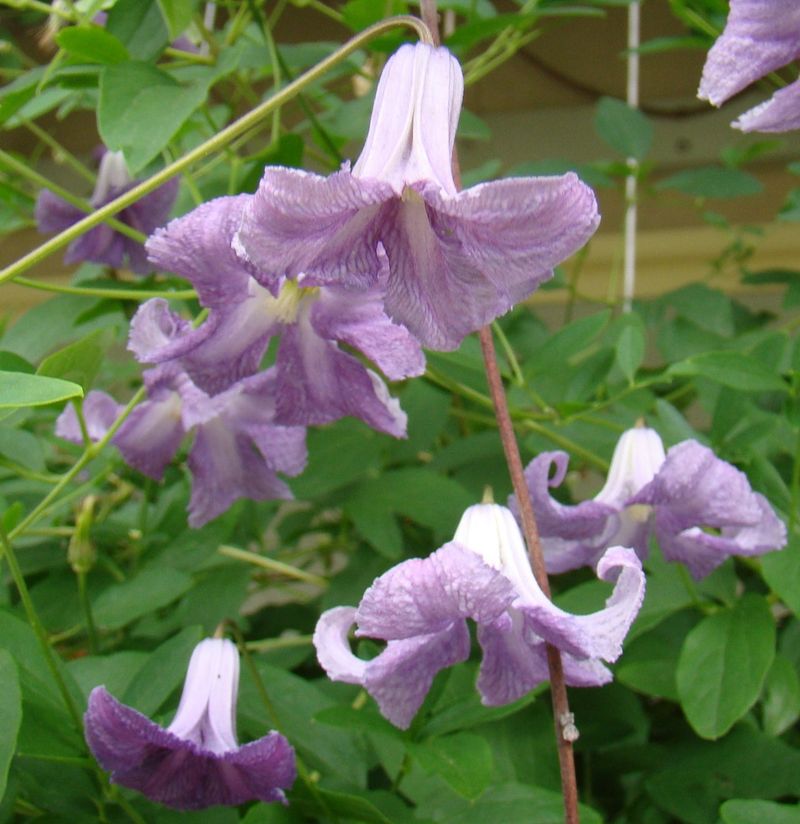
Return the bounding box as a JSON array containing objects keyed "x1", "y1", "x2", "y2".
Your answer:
[
  {"x1": 23, "y1": 120, "x2": 96, "y2": 184},
  {"x1": 0, "y1": 15, "x2": 434, "y2": 286},
  {"x1": 8, "y1": 388, "x2": 145, "y2": 541},
  {"x1": 12, "y1": 275, "x2": 196, "y2": 302},
  {"x1": 0, "y1": 0, "x2": 72, "y2": 18},
  {"x1": 0, "y1": 150, "x2": 146, "y2": 243},
  {"x1": 491, "y1": 321, "x2": 524, "y2": 387},
  {"x1": 245, "y1": 634, "x2": 313, "y2": 652},
  {"x1": 0, "y1": 522, "x2": 83, "y2": 731},
  {"x1": 218, "y1": 544, "x2": 327, "y2": 587}
]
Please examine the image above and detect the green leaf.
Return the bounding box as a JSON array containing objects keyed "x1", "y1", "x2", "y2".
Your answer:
[
  {"x1": 106, "y1": 0, "x2": 170, "y2": 61},
  {"x1": 762, "y1": 535, "x2": 800, "y2": 617},
  {"x1": 67, "y1": 651, "x2": 148, "y2": 701},
  {"x1": 0, "y1": 352, "x2": 34, "y2": 374},
  {"x1": 720, "y1": 800, "x2": 800, "y2": 824},
  {"x1": 121, "y1": 626, "x2": 203, "y2": 715},
  {"x1": 98, "y1": 61, "x2": 210, "y2": 173},
  {"x1": 0, "y1": 426, "x2": 45, "y2": 472},
  {"x1": 667, "y1": 351, "x2": 788, "y2": 393},
  {"x1": 677, "y1": 593, "x2": 776, "y2": 739},
  {"x1": 656, "y1": 165, "x2": 763, "y2": 198},
  {"x1": 762, "y1": 654, "x2": 800, "y2": 737},
  {"x1": 0, "y1": 371, "x2": 83, "y2": 410},
  {"x1": 36, "y1": 328, "x2": 110, "y2": 391},
  {"x1": 0, "y1": 650, "x2": 22, "y2": 799},
  {"x1": 93, "y1": 566, "x2": 193, "y2": 630},
  {"x1": 292, "y1": 785, "x2": 392, "y2": 824},
  {"x1": 55, "y1": 25, "x2": 130, "y2": 65},
  {"x1": 615, "y1": 317, "x2": 645, "y2": 383},
  {"x1": 527, "y1": 310, "x2": 612, "y2": 377},
  {"x1": 411, "y1": 733, "x2": 493, "y2": 800},
  {"x1": 594, "y1": 97, "x2": 653, "y2": 160},
  {"x1": 156, "y1": 0, "x2": 200, "y2": 39}
]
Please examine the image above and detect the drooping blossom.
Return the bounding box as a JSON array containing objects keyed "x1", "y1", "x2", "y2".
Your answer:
[
  {"x1": 314, "y1": 503, "x2": 645, "y2": 728},
  {"x1": 698, "y1": 0, "x2": 800, "y2": 131},
  {"x1": 234, "y1": 43, "x2": 600, "y2": 351},
  {"x1": 140, "y1": 194, "x2": 422, "y2": 437},
  {"x1": 35, "y1": 149, "x2": 178, "y2": 273},
  {"x1": 56, "y1": 364, "x2": 306, "y2": 528},
  {"x1": 85, "y1": 638, "x2": 296, "y2": 810},
  {"x1": 516, "y1": 426, "x2": 787, "y2": 579}
]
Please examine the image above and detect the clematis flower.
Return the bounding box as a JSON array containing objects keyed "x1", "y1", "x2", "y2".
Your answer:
[
  {"x1": 698, "y1": 0, "x2": 800, "y2": 132},
  {"x1": 314, "y1": 503, "x2": 645, "y2": 728},
  {"x1": 141, "y1": 194, "x2": 422, "y2": 437},
  {"x1": 35, "y1": 149, "x2": 178, "y2": 273},
  {"x1": 517, "y1": 427, "x2": 787, "y2": 579},
  {"x1": 56, "y1": 364, "x2": 306, "y2": 528},
  {"x1": 85, "y1": 637, "x2": 296, "y2": 810},
  {"x1": 234, "y1": 43, "x2": 599, "y2": 351}
]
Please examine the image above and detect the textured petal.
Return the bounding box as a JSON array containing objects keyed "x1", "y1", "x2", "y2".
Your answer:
[
  {"x1": 275, "y1": 317, "x2": 407, "y2": 437},
  {"x1": 355, "y1": 541, "x2": 517, "y2": 640},
  {"x1": 235, "y1": 167, "x2": 392, "y2": 289},
  {"x1": 363, "y1": 623, "x2": 470, "y2": 729},
  {"x1": 55, "y1": 391, "x2": 123, "y2": 443},
  {"x1": 146, "y1": 195, "x2": 253, "y2": 306},
  {"x1": 698, "y1": 0, "x2": 800, "y2": 105},
  {"x1": 314, "y1": 607, "x2": 368, "y2": 684},
  {"x1": 85, "y1": 687, "x2": 294, "y2": 810},
  {"x1": 513, "y1": 451, "x2": 618, "y2": 572},
  {"x1": 187, "y1": 421, "x2": 293, "y2": 528},
  {"x1": 352, "y1": 44, "x2": 462, "y2": 196},
  {"x1": 35, "y1": 189, "x2": 84, "y2": 233},
  {"x1": 734, "y1": 78, "x2": 800, "y2": 132},
  {"x1": 310, "y1": 281, "x2": 425, "y2": 380},
  {"x1": 128, "y1": 298, "x2": 194, "y2": 363},
  {"x1": 631, "y1": 439, "x2": 787, "y2": 578}
]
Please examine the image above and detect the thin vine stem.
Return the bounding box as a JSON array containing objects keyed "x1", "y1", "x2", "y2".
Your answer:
[
  {"x1": 0, "y1": 15, "x2": 434, "y2": 286},
  {"x1": 11, "y1": 275, "x2": 196, "y2": 302}
]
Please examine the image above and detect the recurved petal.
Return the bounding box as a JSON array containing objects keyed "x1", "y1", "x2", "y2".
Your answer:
[
  {"x1": 128, "y1": 298, "x2": 195, "y2": 363},
  {"x1": 310, "y1": 283, "x2": 425, "y2": 380},
  {"x1": 363, "y1": 622, "x2": 471, "y2": 729},
  {"x1": 698, "y1": 0, "x2": 800, "y2": 105},
  {"x1": 234, "y1": 166, "x2": 392, "y2": 288},
  {"x1": 355, "y1": 541, "x2": 517, "y2": 641},
  {"x1": 84, "y1": 687, "x2": 295, "y2": 810},
  {"x1": 733, "y1": 79, "x2": 800, "y2": 132},
  {"x1": 314, "y1": 606, "x2": 369, "y2": 684},
  {"x1": 146, "y1": 195, "x2": 253, "y2": 306}
]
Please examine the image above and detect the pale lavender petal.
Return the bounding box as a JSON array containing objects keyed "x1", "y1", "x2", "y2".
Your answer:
[
  {"x1": 234, "y1": 167, "x2": 393, "y2": 289},
  {"x1": 56, "y1": 391, "x2": 123, "y2": 443},
  {"x1": 314, "y1": 607, "x2": 368, "y2": 684},
  {"x1": 128, "y1": 298, "x2": 194, "y2": 363},
  {"x1": 352, "y1": 44, "x2": 462, "y2": 196},
  {"x1": 85, "y1": 687, "x2": 295, "y2": 810},
  {"x1": 355, "y1": 542, "x2": 517, "y2": 641},
  {"x1": 146, "y1": 195, "x2": 253, "y2": 306},
  {"x1": 35, "y1": 189, "x2": 84, "y2": 233},
  {"x1": 631, "y1": 439, "x2": 787, "y2": 578},
  {"x1": 187, "y1": 421, "x2": 293, "y2": 528},
  {"x1": 698, "y1": 0, "x2": 800, "y2": 106},
  {"x1": 125, "y1": 176, "x2": 179, "y2": 237},
  {"x1": 734, "y1": 79, "x2": 800, "y2": 132},
  {"x1": 310, "y1": 281, "x2": 425, "y2": 380},
  {"x1": 512, "y1": 451, "x2": 618, "y2": 572},
  {"x1": 363, "y1": 623, "x2": 470, "y2": 729},
  {"x1": 518, "y1": 546, "x2": 646, "y2": 661},
  {"x1": 275, "y1": 320, "x2": 407, "y2": 437}
]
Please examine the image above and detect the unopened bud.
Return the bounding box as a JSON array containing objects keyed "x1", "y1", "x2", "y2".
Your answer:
[{"x1": 68, "y1": 496, "x2": 97, "y2": 575}]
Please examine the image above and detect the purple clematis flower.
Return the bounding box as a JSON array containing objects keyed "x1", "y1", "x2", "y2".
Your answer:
[
  {"x1": 35, "y1": 149, "x2": 179, "y2": 273},
  {"x1": 234, "y1": 43, "x2": 600, "y2": 350},
  {"x1": 698, "y1": 0, "x2": 800, "y2": 131},
  {"x1": 314, "y1": 503, "x2": 645, "y2": 728},
  {"x1": 517, "y1": 426, "x2": 787, "y2": 579},
  {"x1": 141, "y1": 194, "x2": 423, "y2": 437},
  {"x1": 85, "y1": 637, "x2": 296, "y2": 810},
  {"x1": 56, "y1": 364, "x2": 306, "y2": 528}
]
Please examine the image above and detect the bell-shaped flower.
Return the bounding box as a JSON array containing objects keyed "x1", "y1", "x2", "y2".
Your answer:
[
  {"x1": 314, "y1": 503, "x2": 644, "y2": 728},
  {"x1": 55, "y1": 364, "x2": 306, "y2": 528},
  {"x1": 84, "y1": 638, "x2": 296, "y2": 810},
  {"x1": 698, "y1": 0, "x2": 800, "y2": 131},
  {"x1": 234, "y1": 43, "x2": 599, "y2": 351},
  {"x1": 140, "y1": 194, "x2": 422, "y2": 437},
  {"x1": 35, "y1": 149, "x2": 179, "y2": 273},
  {"x1": 516, "y1": 427, "x2": 787, "y2": 579}
]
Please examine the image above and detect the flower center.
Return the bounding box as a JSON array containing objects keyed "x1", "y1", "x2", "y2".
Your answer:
[{"x1": 249, "y1": 278, "x2": 320, "y2": 325}]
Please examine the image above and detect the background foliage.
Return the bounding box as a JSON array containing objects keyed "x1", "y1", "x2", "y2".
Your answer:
[{"x1": 0, "y1": 0, "x2": 799, "y2": 822}]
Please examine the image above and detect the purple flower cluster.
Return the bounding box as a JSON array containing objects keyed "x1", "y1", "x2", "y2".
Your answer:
[
  {"x1": 698, "y1": 0, "x2": 800, "y2": 132},
  {"x1": 36, "y1": 149, "x2": 178, "y2": 274},
  {"x1": 84, "y1": 638, "x2": 296, "y2": 810},
  {"x1": 516, "y1": 426, "x2": 786, "y2": 580},
  {"x1": 315, "y1": 502, "x2": 646, "y2": 728}
]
